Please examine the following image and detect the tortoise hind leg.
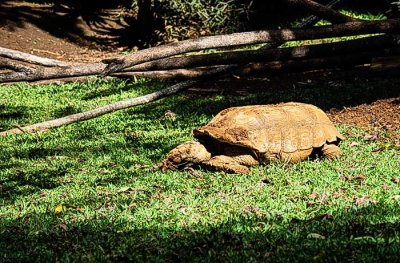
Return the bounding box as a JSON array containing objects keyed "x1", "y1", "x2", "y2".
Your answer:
[
  {"x1": 320, "y1": 143, "x2": 342, "y2": 159},
  {"x1": 203, "y1": 155, "x2": 251, "y2": 174},
  {"x1": 278, "y1": 149, "x2": 313, "y2": 164}
]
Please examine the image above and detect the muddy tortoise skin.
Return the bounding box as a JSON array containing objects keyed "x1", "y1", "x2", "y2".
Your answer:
[{"x1": 159, "y1": 102, "x2": 344, "y2": 174}]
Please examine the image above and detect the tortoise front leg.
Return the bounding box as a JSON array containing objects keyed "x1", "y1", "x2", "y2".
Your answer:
[
  {"x1": 159, "y1": 141, "x2": 211, "y2": 171},
  {"x1": 321, "y1": 143, "x2": 342, "y2": 159}
]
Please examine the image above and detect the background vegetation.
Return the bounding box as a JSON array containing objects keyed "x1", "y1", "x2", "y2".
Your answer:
[{"x1": 13, "y1": 0, "x2": 397, "y2": 47}]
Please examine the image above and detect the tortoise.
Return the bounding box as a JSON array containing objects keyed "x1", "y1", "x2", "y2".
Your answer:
[{"x1": 159, "y1": 102, "x2": 344, "y2": 174}]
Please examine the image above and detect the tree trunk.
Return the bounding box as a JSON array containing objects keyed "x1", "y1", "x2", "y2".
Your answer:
[{"x1": 136, "y1": 0, "x2": 153, "y2": 47}]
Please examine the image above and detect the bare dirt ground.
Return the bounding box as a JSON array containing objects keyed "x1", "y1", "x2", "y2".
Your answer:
[
  {"x1": 329, "y1": 98, "x2": 399, "y2": 139},
  {"x1": 0, "y1": 0, "x2": 123, "y2": 62},
  {"x1": 1, "y1": 1, "x2": 399, "y2": 143}
]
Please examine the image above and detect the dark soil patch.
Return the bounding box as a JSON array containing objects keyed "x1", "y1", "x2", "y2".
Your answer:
[{"x1": 329, "y1": 98, "x2": 400, "y2": 141}]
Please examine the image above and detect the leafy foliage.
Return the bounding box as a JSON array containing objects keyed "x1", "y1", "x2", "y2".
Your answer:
[
  {"x1": 148, "y1": 0, "x2": 251, "y2": 43},
  {"x1": 391, "y1": 1, "x2": 400, "y2": 11}
]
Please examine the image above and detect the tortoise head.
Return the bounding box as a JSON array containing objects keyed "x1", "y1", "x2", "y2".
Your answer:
[{"x1": 159, "y1": 141, "x2": 211, "y2": 171}]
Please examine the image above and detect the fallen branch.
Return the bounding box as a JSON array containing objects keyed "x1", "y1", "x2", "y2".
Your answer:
[
  {"x1": 0, "y1": 63, "x2": 106, "y2": 83},
  {"x1": 238, "y1": 47, "x2": 400, "y2": 75},
  {"x1": 0, "y1": 63, "x2": 220, "y2": 82},
  {"x1": 0, "y1": 47, "x2": 72, "y2": 67},
  {"x1": 371, "y1": 55, "x2": 400, "y2": 71},
  {"x1": 2, "y1": 33, "x2": 399, "y2": 83},
  {"x1": 127, "y1": 35, "x2": 399, "y2": 72},
  {"x1": 0, "y1": 71, "x2": 212, "y2": 85},
  {"x1": 258, "y1": 0, "x2": 343, "y2": 50},
  {"x1": 110, "y1": 47, "x2": 400, "y2": 79},
  {"x1": 102, "y1": 19, "x2": 400, "y2": 75},
  {"x1": 3, "y1": 45, "x2": 399, "y2": 84},
  {"x1": 0, "y1": 58, "x2": 34, "y2": 73},
  {"x1": 0, "y1": 68, "x2": 228, "y2": 136},
  {"x1": 114, "y1": 67, "x2": 222, "y2": 79},
  {"x1": 299, "y1": 0, "x2": 343, "y2": 27}
]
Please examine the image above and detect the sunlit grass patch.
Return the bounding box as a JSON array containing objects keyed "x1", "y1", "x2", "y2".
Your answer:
[{"x1": 0, "y1": 77, "x2": 399, "y2": 262}]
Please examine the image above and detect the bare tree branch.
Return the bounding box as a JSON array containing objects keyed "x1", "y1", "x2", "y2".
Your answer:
[
  {"x1": 239, "y1": 47, "x2": 400, "y2": 75},
  {"x1": 102, "y1": 19, "x2": 400, "y2": 75},
  {"x1": 127, "y1": 35, "x2": 400, "y2": 71},
  {"x1": 0, "y1": 58, "x2": 34, "y2": 73},
  {"x1": 104, "y1": 47, "x2": 400, "y2": 79},
  {"x1": 371, "y1": 55, "x2": 400, "y2": 71},
  {"x1": 114, "y1": 67, "x2": 222, "y2": 79},
  {"x1": 2, "y1": 19, "x2": 399, "y2": 83},
  {"x1": 0, "y1": 63, "x2": 106, "y2": 83},
  {"x1": 0, "y1": 68, "x2": 228, "y2": 136},
  {"x1": 0, "y1": 47, "x2": 73, "y2": 67},
  {"x1": 291, "y1": 0, "x2": 343, "y2": 31}
]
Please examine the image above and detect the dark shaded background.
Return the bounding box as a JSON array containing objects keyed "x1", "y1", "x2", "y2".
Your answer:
[{"x1": 0, "y1": 0, "x2": 396, "y2": 48}]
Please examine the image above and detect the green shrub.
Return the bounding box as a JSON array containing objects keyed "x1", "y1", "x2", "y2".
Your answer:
[{"x1": 136, "y1": 0, "x2": 251, "y2": 43}]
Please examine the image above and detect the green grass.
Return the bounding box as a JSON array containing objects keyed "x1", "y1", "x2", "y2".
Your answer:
[{"x1": 0, "y1": 77, "x2": 399, "y2": 262}]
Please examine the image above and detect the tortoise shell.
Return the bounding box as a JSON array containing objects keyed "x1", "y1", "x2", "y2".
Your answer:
[{"x1": 193, "y1": 102, "x2": 344, "y2": 155}]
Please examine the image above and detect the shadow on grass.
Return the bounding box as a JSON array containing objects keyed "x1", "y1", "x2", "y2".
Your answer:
[
  {"x1": 0, "y1": 139, "x2": 130, "y2": 203},
  {"x1": 52, "y1": 105, "x2": 82, "y2": 118},
  {"x1": 124, "y1": 73, "x2": 400, "y2": 124},
  {"x1": 2, "y1": 71, "x2": 399, "y2": 203},
  {"x1": 183, "y1": 72, "x2": 400, "y2": 112},
  {"x1": 0, "y1": 166, "x2": 69, "y2": 200},
  {"x1": 81, "y1": 79, "x2": 165, "y2": 101},
  {"x1": 1, "y1": 202, "x2": 399, "y2": 262},
  {"x1": 0, "y1": 104, "x2": 30, "y2": 120}
]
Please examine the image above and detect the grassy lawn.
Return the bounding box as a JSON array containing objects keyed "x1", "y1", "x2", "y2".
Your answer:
[{"x1": 0, "y1": 77, "x2": 399, "y2": 262}]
